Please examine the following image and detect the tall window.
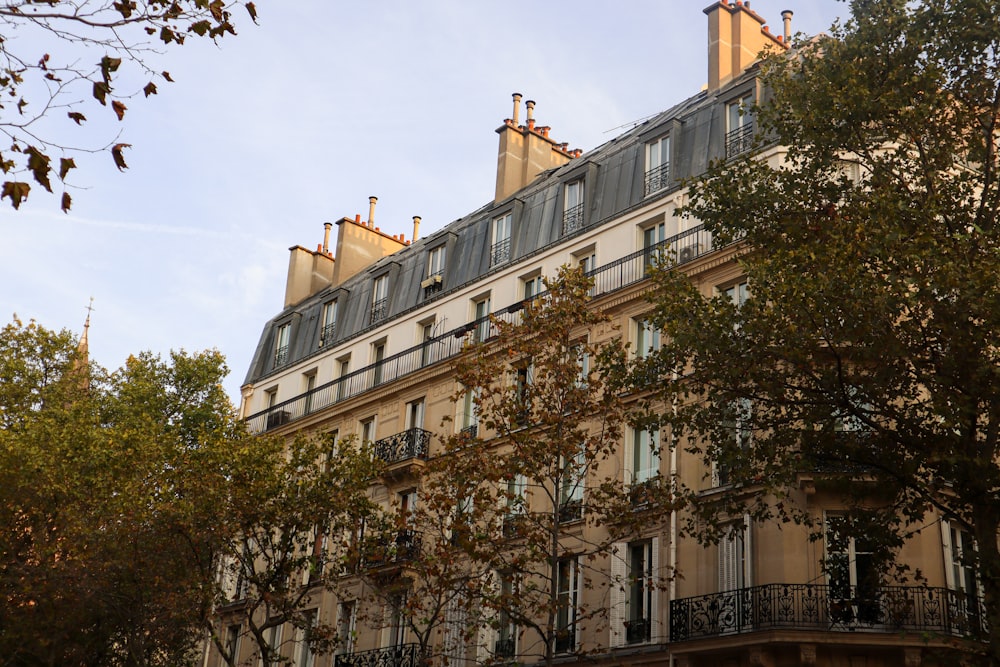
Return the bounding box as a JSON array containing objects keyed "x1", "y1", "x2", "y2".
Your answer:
[
  {"x1": 497, "y1": 574, "x2": 518, "y2": 658},
  {"x1": 555, "y1": 558, "x2": 579, "y2": 652},
  {"x1": 336, "y1": 356, "x2": 351, "y2": 401},
  {"x1": 716, "y1": 518, "x2": 751, "y2": 633},
  {"x1": 261, "y1": 624, "x2": 282, "y2": 667},
  {"x1": 726, "y1": 94, "x2": 754, "y2": 158},
  {"x1": 942, "y1": 519, "x2": 981, "y2": 628},
  {"x1": 294, "y1": 610, "x2": 316, "y2": 667},
  {"x1": 644, "y1": 135, "x2": 671, "y2": 195},
  {"x1": 336, "y1": 602, "x2": 357, "y2": 656},
  {"x1": 371, "y1": 340, "x2": 386, "y2": 385},
  {"x1": 273, "y1": 323, "x2": 291, "y2": 368},
  {"x1": 491, "y1": 213, "x2": 512, "y2": 266},
  {"x1": 460, "y1": 386, "x2": 479, "y2": 436},
  {"x1": 559, "y1": 445, "x2": 585, "y2": 523},
  {"x1": 224, "y1": 624, "x2": 241, "y2": 665},
  {"x1": 713, "y1": 398, "x2": 752, "y2": 486},
  {"x1": 630, "y1": 428, "x2": 660, "y2": 485},
  {"x1": 371, "y1": 275, "x2": 389, "y2": 323},
  {"x1": 420, "y1": 319, "x2": 436, "y2": 366},
  {"x1": 522, "y1": 274, "x2": 544, "y2": 300},
  {"x1": 303, "y1": 371, "x2": 316, "y2": 414},
  {"x1": 473, "y1": 296, "x2": 491, "y2": 343},
  {"x1": 642, "y1": 221, "x2": 667, "y2": 274},
  {"x1": 562, "y1": 180, "x2": 584, "y2": 234},
  {"x1": 627, "y1": 541, "x2": 654, "y2": 643},
  {"x1": 425, "y1": 245, "x2": 446, "y2": 296},
  {"x1": 826, "y1": 515, "x2": 880, "y2": 625},
  {"x1": 635, "y1": 318, "x2": 661, "y2": 360},
  {"x1": 360, "y1": 416, "x2": 376, "y2": 445},
  {"x1": 321, "y1": 300, "x2": 338, "y2": 347},
  {"x1": 722, "y1": 280, "x2": 749, "y2": 307},
  {"x1": 406, "y1": 398, "x2": 425, "y2": 430}
]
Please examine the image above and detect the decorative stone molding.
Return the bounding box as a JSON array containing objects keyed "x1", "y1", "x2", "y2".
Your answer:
[{"x1": 799, "y1": 644, "x2": 817, "y2": 666}]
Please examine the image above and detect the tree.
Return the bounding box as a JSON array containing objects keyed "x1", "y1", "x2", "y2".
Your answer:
[
  {"x1": 644, "y1": 0, "x2": 1000, "y2": 662},
  {"x1": 401, "y1": 266, "x2": 677, "y2": 666},
  {"x1": 0, "y1": 318, "x2": 244, "y2": 665},
  {"x1": 0, "y1": 0, "x2": 257, "y2": 211},
  {"x1": 210, "y1": 432, "x2": 383, "y2": 667}
]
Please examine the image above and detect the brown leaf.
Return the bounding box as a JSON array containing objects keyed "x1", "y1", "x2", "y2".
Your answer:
[
  {"x1": 59, "y1": 157, "x2": 76, "y2": 181},
  {"x1": 245, "y1": 2, "x2": 257, "y2": 23},
  {"x1": 25, "y1": 146, "x2": 51, "y2": 192},
  {"x1": 111, "y1": 143, "x2": 131, "y2": 171},
  {"x1": 1, "y1": 181, "x2": 30, "y2": 209},
  {"x1": 67, "y1": 111, "x2": 86, "y2": 125},
  {"x1": 93, "y1": 81, "x2": 110, "y2": 105},
  {"x1": 112, "y1": 99, "x2": 127, "y2": 121},
  {"x1": 209, "y1": 0, "x2": 224, "y2": 21},
  {"x1": 61, "y1": 191, "x2": 72, "y2": 212},
  {"x1": 162, "y1": 71, "x2": 174, "y2": 82},
  {"x1": 143, "y1": 81, "x2": 157, "y2": 97}
]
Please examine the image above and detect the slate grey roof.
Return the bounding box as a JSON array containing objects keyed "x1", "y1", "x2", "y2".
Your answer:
[{"x1": 244, "y1": 70, "x2": 757, "y2": 387}]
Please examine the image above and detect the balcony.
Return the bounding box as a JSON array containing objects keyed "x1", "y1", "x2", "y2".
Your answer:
[
  {"x1": 494, "y1": 637, "x2": 516, "y2": 660},
  {"x1": 373, "y1": 428, "x2": 431, "y2": 466},
  {"x1": 562, "y1": 203, "x2": 585, "y2": 235},
  {"x1": 558, "y1": 499, "x2": 583, "y2": 524},
  {"x1": 490, "y1": 237, "x2": 511, "y2": 266},
  {"x1": 725, "y1": 123, "x2": 754, "y2": 159},
  {"x1": 320, "y1": 323, "x2": 337, "y2": 347},
  {"x1": 360, "y1": 530, "x2": 421, "y2": 572},
  {"x1": 669, "y1": 583, "x2": 987, "y2": 642},
  {"x1": 334, "y1": 643, "x2": 423, "y2": 667},
  {"x1": 643, "y1": 161, "x2": 670, "y2": 196},
  {"x1": 245, "y1": 225, "x2": 717, "y2": 434},
  {"x1": 273, "y1": 345, "x2": 289, "y2": 369}
]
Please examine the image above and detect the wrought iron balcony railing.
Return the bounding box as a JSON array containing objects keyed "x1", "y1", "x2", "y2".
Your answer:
[
  {"x1": 643, "y1": 162, "x2": 671, "y2": 195},
  {"x1": 725, "y1": 123, "x2": 754, "y2": 159},
  {"x1": 272, "y1": 345, "x2": 289, "y2": 369},
  {"x1": 562, "y1": 203, "x2": 585, "y2": 235},
  {"x1": 334, "y1": 643, "x2": 423, "y2": 667},
  {"x1": 669, "y1": 583, "x2": 987, "y2": 642},
  {"x1": 490, "y1": 237, "x2": 511, "y2": 266},
  {"x1": 245, "y1": 225, "x2": 717, "y2": 433},
  {"x1": 320, "y1": 323, "x2": 337, "y2": 347},
  {"x1": 360, "y1": 530, "x2": 421, "y2": 570},
  {"x1": 494, "y1": 637, "x2": 516, "y2": 659},
  {"x1": 554, "y1": 629, "x2": 575, "y2": 653},
  {"x1": 370, "y1": 297, "x2": 389, "y2": 324},
  {"x1": 373, "y1": 428, "x2": 431, "y2": 465}
]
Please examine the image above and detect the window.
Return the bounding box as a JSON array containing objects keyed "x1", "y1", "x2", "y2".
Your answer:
[
  {"x1": 273, "y1": 323, "x2": 291, "y2": 368},
  {"x1": 726, "y1": 94, "x2": 754, "y2": 158},
  {"x1": 559, "y1": 446, "x2": 585, "y2": 523},
  {"x1": 459, "y1": 386, "x2": 479, "y2": 437},
  {"x1": 635, "y1": 317, "x2": 661, "y2": 359},
  {"x1": 473, "y1": 296, "x2": 491, "y2": 343},
  {"x1": 942, "y1": 519, "x2": 982, "y2": 629},
  {"x1": 712, "y1": 398, "x2": 752, "y2": 487},
  {"x1": 514, "y1": 361, "x2": 533, "y2": 427},
  {"x1": 371, "y1": 275, "x2": 389, "y2": 323},
  {"x1": 260, "y1": 624, "x2": 282, "y2": 667},
  {"x1": 522, "y1": 273, "x2": 544, "y2": 300},
  {"x1": 398, "y1": 490, "x2": 417, "y2": 527},
  {"x1": 721, "y1": 280, "x2": 749, "y2": 308},
  {"x1": 360, "y1": 416, "x2": 376, "y2": 445},
  {"x1": 630, "y1": 428, "x2": 660, "y2": 486},
  {"x1": 385, "y1": 596, "x2": 407, "y2": 648},
  {"x1": 419, "y1": 319, "x2": 436, "y2": 366},
  {"x1": 555, "y1": 558, "x2": 579, "y2": 652},
  {"x1": 425, "y1": 245, "x2": 446, "y2": 296},
  {"x1": 610, "y1": 539, "x2": 659, "y2": 647},
  {"x1": 644, "y1": 135, "x2": 671, "y2": 195},
  {"x1": 574, "y1": 248, "x2": 597, "y2": 296},
  {"x1": 406, "y1": 398, "x2": 425, "y2": 431},
  {"x1": 336, "y1": 601, "x2": 357, "y2": 656},
  {"x1": 303, "y1": 371, "x2": 316, "y2": 414},
  {"x1": 642, "y1": 221, "x2": 667, "y2": 274},
  {"x1": 320, "y1": 300, "x2": 338, "y2": 347},
  {"x1": 371, "y1": 340, "x2": 386, "y2": 385},
  {"x1": 336, "y1": 356, "x2": 351, "y2": 401},
  {"x1": 265, "y1": 387, "x2": 288, "y2": 430},
  {"x1": 491, "y1": 213, "x2": 512, "y2": 266},
  {"x1": 562, "y1": 180, "x2": 584, "y2": 234},
  {"x1": 497, "y1": 574, "x2": 518, "y2": 658},
  {"x1": 826, "y1": 515, "x2": 880, "y2": 625},
  {"x1": 223, "y1": 623, "x2": 241, "y2": 665},
  {"x1": 294, "y1": 611, "x2": 316, "y2": 667},
  {"x1": 574, "y1": 342, "x2": 590, "y2": 388},
  {"x1": 716, "y1": 518, "x2": 752, "y2": 633}
]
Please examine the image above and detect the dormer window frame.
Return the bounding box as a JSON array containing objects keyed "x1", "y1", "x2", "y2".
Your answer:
[
  {"x1": 370, "y1": 273, "x2": 390, "y2": 324},
  {"x1": 422, "y1": 244, "x2": 446, "y2": 298},
  {"x1": 273, "y1": 321, "x2": 292, "y2": 369},
  {"x1": 320, "y1": 299, "x2": 339, "y2": 348},
  {"x1": 725, "y1": 90, "x2": 755, "y2": 159},
  {"x1": 491, "y1": 212, "x2": 513, "y2": 267},
  {"x1": 562, "y1": 179, "x2": 585, "y2": 235},
  {"x1": 644, "y1": 134, "x2": 671, "y2": 196}
]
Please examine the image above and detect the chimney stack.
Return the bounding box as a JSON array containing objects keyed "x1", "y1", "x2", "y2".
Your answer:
[
  {"x1": 322, "y1": 222, "x2": 332, "y2": 254},
  {"x1": 368, "y1": 196, "x2": 377, "y2": 225},
  {"x1": 781, "y1": 9, "x2": 793, "y2": 44},
  {"x1": 494, "y1": 94, "x2": 574, "y2": 202},
  {"x1": 526, "y1": 100, "x2": 536, "y2": 130},
  {"x1": 512, "y1": 93, "x2": 522, "y2": 126},
  {"x1": 412, "y1": 216, "x2": 421, "y2": 242}
]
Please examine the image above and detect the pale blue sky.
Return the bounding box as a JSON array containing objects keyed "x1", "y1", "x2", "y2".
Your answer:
[{"x1": 0, "y1": 1, "x2": 846, "y2": 404}]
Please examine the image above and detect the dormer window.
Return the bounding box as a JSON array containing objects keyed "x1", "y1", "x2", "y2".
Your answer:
[
  {"x1": 273, "y1": 322, "x2": 291, "y2": 368},
  {"x1": 371, "y1": 275, "x2": 389, "y2": 323},
  {"x1": 491, "y1": 213, "x2": 512, "y2": 266},
  {"x1": 726, "y1": 94, "x2": 754, "y2": 158},
  {"x1": 644, "y1": 135, "x2": 671, "y2": 195},
  {"x1": 422, "y1": 245, "x2": 446, "y2": 297},
  {"x1": 320, "y1": 300, "x2": 338, "y2": 347},
  {"x1": 562, "y1": 180, "x2": 584, "y2": 234}
]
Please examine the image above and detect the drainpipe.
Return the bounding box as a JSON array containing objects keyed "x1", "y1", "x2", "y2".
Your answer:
[{"x1": 668, "y1": 370, "x2": 680, "y2": 667}]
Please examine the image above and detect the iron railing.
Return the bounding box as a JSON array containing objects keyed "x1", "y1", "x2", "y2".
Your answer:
[
  {"x1": 272, "y1": 345, "x2": 288, "y2": 369},
  {"x1": 644, "y1": 162, "x2": 671, "y2": 196},
  {"x1": 360, "y1": 530, "x2": 421, "y2": 570},
  {"x1": 245, "y1": 225, "x2": 717, "y2": 433},
  {"x1": 670, "y1": 583, "x2": 987, "y2": 641},
  {"x1": 373, "y1": 428, "x2": 431, "y2": 465},
  {"x1": 370, "y1": 298, "x2": 389, "y2": 324},
  {"x1": 725, "y1": 123, "x2": 754, "y2": 159},
  {"x1": 490, "y1": 237, "x2": 511, "y2": 266},
  {"x1": 625, "y1": 617, "x2": 651, "y2": 644},
  {"x1": 494, "y1": 637, "x2": 516, "y2": 659},
  {"x1": 562, "y1": 203, "x2": 585, "y2": 235},
  {"x1": 334, "y1": 643, "x2": 423, "y2": 667}
]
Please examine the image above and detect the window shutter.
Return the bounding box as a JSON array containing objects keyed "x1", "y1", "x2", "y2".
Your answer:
[
  {"x1": 476, "y1": 576, "x2": 499, "y2": 662},
  {"x1": 940, "y1": 519, "x2": 956, "y2": 590},
  {"x1": 650, "y1": 537, "x2": 661, "y2": 642},
  {"x1": 719, "y1": 534, "x2": 736, "y2": 592},
  {"x1": 623, "y1": 436, "x2": 635, "y2": 486},
  {"x1": 743, "y1": 514, "x2": 753, "y2": 587},
  {"x1": 609, "y1": 543, "x2": 626, "y2": 648}
]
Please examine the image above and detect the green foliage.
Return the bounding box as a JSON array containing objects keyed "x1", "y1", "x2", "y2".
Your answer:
[
  {"x1": 644, "y1": 0, "x2": 1000, "y2": 662},
  {"x1": 0, "y1": 0, "x2": 258, "y2": 211}
]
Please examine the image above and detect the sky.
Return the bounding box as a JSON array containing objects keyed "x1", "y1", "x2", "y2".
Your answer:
[{"x1": 1, "y1": 0, "x2": 848, "y2": 405}]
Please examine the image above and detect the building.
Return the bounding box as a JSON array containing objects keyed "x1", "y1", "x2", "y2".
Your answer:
[{"x1": 214, "y1": 3, "x2": 984, "y2": 666}]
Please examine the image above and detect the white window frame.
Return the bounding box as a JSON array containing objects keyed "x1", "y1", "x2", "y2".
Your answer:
[
  {"x1": 473, "y1": 295, "x2": 492, "y2": 342},
  {"x1": 321, "y1": 300, "x2": 338, "y2": 347},
  {"x1": 274, "y1": 323, "x2": 291, "y2": 368},
  {"x1": 427, "y1": 244, "x2": 446, "y2": 278},
  {"x1": 645, "y1": 135, "x2": 671, "y2": 195},
  {"x1": 555, "y1": 557, "x2": 579, "y2": 653},
  {"x1": 491, "y1": 213, "x2": 512, "y2": 266},
  {"x1": 629, "y1": 427, "x2": 660, "y2": 485},
  {"x1": 635, "y1": 317, "x2": 661, "y2": 360}
]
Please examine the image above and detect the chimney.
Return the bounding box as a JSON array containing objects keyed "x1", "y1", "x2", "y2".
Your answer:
[
  {"x1": 494, "y1": 95, "x2": 574, "y2": 202},
  {"x1": 781, "y1": 9, "x2": 793, "y2": 44},
  {"x1": 704, "y1": 0, "x2": 786, "y2": 92},
  {"x1": 322, "y1": 222, "x2": 332, "y2": 254},
  {"x1": 412, "y1": 216, "x2": 421, "y2": 242},
  {"x1": 368, "y1": 196, "x2": 377, "y2": 225},
  {"x1": 284, "y1": 224, "x2": 336, "y2": 308}
]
